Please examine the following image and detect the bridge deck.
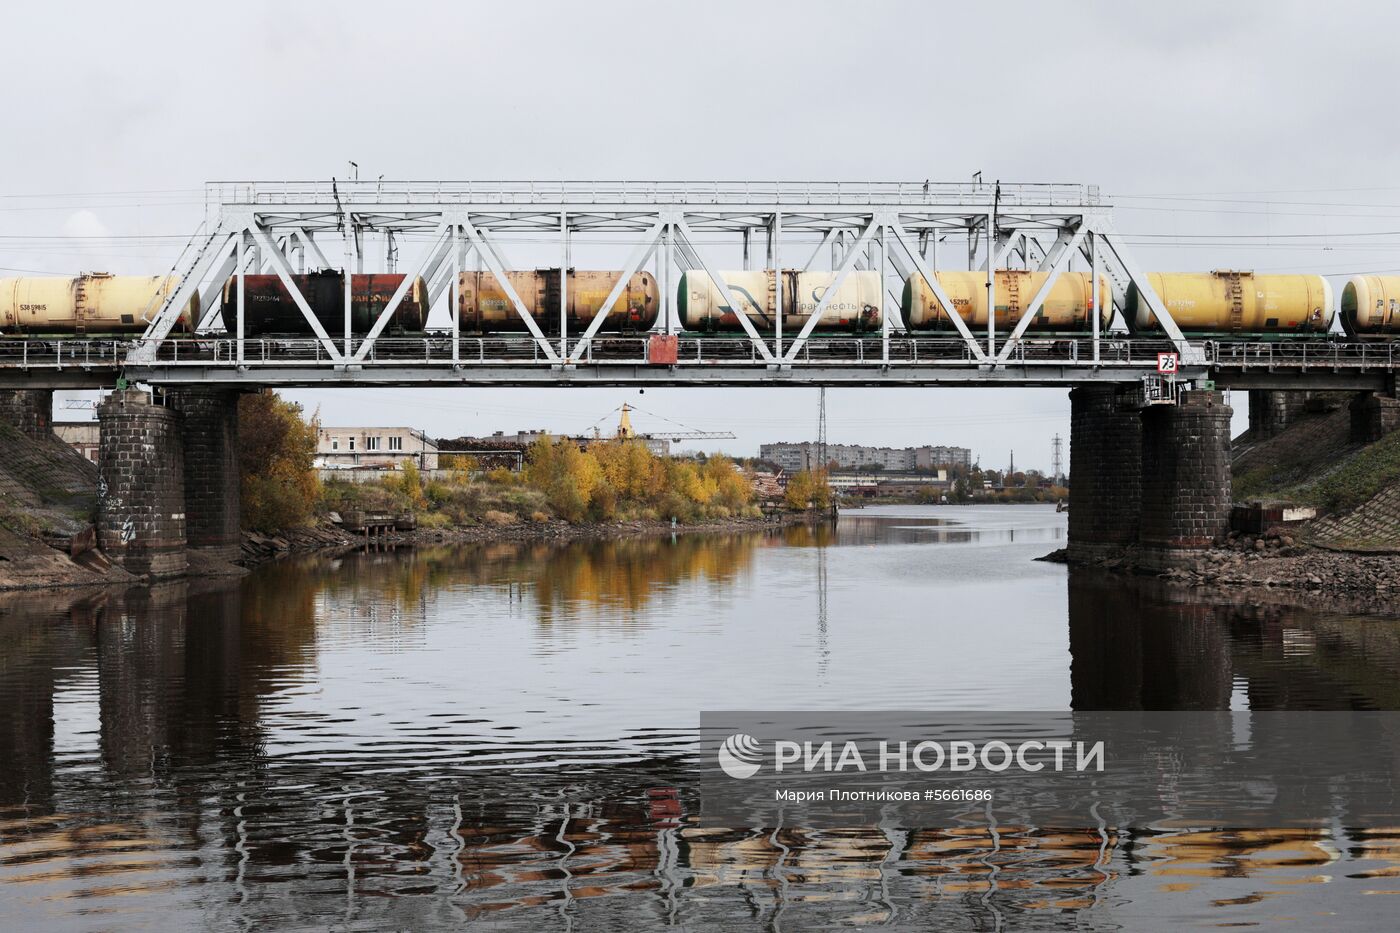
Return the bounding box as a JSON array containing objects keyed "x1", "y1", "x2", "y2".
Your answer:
[{"x1": 0, "y1": 336, "x2": 1394, "y2": 390}]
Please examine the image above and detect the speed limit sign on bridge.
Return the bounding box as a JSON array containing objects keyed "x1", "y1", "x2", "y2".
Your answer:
[{"x1": 1157, "y1": 352, "x2": 1179, "y2": 375}]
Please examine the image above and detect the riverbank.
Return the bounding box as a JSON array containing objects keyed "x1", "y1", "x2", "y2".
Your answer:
[
  {"x1": 240, "y1": 512, "x2": 813, "y2": 566},
  {"x1": 0, "y1": 511, "x2": 818, "y2": 592}
]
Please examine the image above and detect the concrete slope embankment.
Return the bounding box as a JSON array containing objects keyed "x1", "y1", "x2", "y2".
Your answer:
[
  {"x1": 0, "y1": 419, "x2": 136, "y2": 590},
  {"x1": 1233, "y1": 395, "x2": 1400, "y2": 552}
]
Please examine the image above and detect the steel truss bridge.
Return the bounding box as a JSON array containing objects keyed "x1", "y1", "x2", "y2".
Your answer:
[{"x1": 1, "y1": 180, "x2": 1395, "y2": 391}]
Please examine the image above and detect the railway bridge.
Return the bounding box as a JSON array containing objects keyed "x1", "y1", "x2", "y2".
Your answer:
[{"x1": 2, "y1": 180, "x2": 1395, "y2": 577}]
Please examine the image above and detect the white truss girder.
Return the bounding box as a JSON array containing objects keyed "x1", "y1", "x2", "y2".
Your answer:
[{"x1": 130, "y1": 180, "x2": 1203, "y2": 375}]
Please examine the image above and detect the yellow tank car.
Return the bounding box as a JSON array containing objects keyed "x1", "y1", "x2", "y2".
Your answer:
[
  {"x1": 0, "y1": 273, "x2": 194, "y2": 335},
  {"x1": 902, "y1": 270, "x2": 1111, "y2": 332},
  {"x1": 1127, "y1": 271, "x2": 1333, "y2": 335},
  {"x1": 457, "y1": 268, "x2": 658, "y2": 334},
  {"x1": 1340, "y1": 275, "x2": 1400, "y2": 335},
  {"x1": 677, "y1": 269, "x2": 883, "y2": 333}
]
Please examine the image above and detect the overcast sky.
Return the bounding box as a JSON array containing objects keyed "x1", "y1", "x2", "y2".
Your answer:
[{"x1": 5, "y1": 0, "x2": 1400, "y2": 470}]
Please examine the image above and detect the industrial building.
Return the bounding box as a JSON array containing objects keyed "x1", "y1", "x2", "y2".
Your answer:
[
  {"x1": 54, "y1": 421, "x2": 100, "y2": 462},
  {"x1": 316, "y1": 427, "x2": 439, "y2": 470},
  {"x1": 759, "y1": 442, "x2": 972, "y2": 473}
]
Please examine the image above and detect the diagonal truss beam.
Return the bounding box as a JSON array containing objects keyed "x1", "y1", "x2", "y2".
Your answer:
[
  {"x1": 801, "y1": 229, "x2": 840, "y2": 271},
  {"x1": 130, "y1": 226, "x2": 238, "y2": 363},
  {"x1": 673, "y1": 219, "x2": 776, "y2": 363},
  {"x1": 566, "y1": 220, "x2": 665, "y2": 363},
  {"x1": 782, "y1": 217, "x2": 879, "y2": 362},
  {"x1": 460, "y1": 217, "x2": 561, "y2": 363},
  {"x1": 1035, "y1": 229, "x2": 1076, "y2": 272},
  {"x1": 350, "y1": 224, "x2": 453, "y2": 361},
  {"x1": 294, "y1": 228, "x2": 331, "y2": 269},
  {"x1": 249, "y1": 225, "x2": 344, "y2": 361},
  {"x1": 888, "y1": 221, "x2": 987, "y2": 362},
  {"x1": 980, "y1": 227, "x2": 1027, "y2": 271},
  {"x1": 994, "y1": 227, "x2": 1088, "y2": 364},
  {"x1": 1096, "y1": 229, "x2": 1195, "y2": 359},
  {"x1": 193, "y1": 237, "x2": 241, "y2": 331}
]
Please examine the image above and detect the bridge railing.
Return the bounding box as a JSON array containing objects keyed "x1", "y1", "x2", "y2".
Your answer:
[
  {"x1": 205, "y1": 179, "x2": 1101, "y2": 209},
  {"x1": 6, "y1": 336, "x2": 1400, "y2": 375},
  {"x1": 1208, "y1": 340, "x2": 1394, "y2": 370}
]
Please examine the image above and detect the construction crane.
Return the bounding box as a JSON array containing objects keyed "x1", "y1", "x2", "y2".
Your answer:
[{"x1": 614, "y1": 403, "x2": 735, "y2": 443}]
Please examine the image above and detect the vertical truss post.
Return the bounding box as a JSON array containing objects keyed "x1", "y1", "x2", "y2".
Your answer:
[
  {"x1": 236, "y1": 231, "x2": 247, "y2": 366},
  {"x1": 743, "y1": 227, "x2": 752, "y2": 271},
  {"x1": 986, "y1": 214, "x2": 995, "y2": 358},
  {"x1": 559, "y1": 211, "x2": 569, "y2": 358},
  {"x1": 663, "y1": 223, "x2": 674, "y2": 336},
  {"x1": 342, "y1": 229, "x2": 354, "y2": 357},
  {"x1": 1091, "y1": 231, "x2": 1101, "y2": 364},
  {"x1": 881, "y1": 224, "x2": 890, "y2": 364},
  {"x1": 772, "y1": 212, "x2": 783, "y2": 360},
  {"x1": 451, "y1": 224, "x2": 461, "y2": 364}
]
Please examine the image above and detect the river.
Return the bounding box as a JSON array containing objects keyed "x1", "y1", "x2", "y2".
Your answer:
[{"x1": 2, "y1": 504, "x2": 1398, "y2": 930}]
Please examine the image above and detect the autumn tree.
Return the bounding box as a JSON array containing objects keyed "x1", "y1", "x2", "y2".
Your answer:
[
  {"x1": 525, "y1": 435, "x2": 603, "y2": 522},
  {"x1": 238, "y1": 391, "x2": 320, "y2": 532}
]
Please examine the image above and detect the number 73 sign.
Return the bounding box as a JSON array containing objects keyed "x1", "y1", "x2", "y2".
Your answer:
[{"x1": 1157, "y1": 352, "x2": 1179, "y2": 375}]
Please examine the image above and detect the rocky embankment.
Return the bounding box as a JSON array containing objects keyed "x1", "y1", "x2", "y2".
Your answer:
[
  {"x1": 1049, "y1": 532, "x2": 1400, "y2": 597},
  {"x1": 1157, "y1": 530, "x2": 1400, "y2": 594}
]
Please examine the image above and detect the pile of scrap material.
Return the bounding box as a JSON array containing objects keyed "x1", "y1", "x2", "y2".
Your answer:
[{"x1": 745, "y1": 469, "x2": 785, "y2": 500}]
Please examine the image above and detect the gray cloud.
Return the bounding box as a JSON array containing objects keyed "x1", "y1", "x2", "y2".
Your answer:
[{"x1": 4, "y1": 0, "x2": 1396, "y2": 466}]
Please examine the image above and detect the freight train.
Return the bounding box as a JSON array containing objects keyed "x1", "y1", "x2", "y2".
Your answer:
[
  {"x1": 0, "y1": 273, "x2": 195, "y2": 335},
  {"x1": 0, "y1": 267, "x2": 1390, "y2": 339}
]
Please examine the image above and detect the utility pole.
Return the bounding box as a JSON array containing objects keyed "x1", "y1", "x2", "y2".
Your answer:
[
  {"x1": 816, "y1": 387, "x2": 828, "y2": 472},
  {"x1": 1050, "y1": 433, "x2": 1064, "y2": 484}
]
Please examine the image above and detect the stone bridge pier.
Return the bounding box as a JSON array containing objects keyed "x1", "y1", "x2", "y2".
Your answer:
[
  {"x1": 1068, "y1": 387, "x2": 1233, "y2": 569},
  {"x1": 0, "y1": 388, "x2": 55, "y2": 440},
  {"x1": 91, "y1": 387, "x2": 241, "y2": 578},
  {"x1": 166, "y1": 388, "x2": 242, "y2": 562},
  {"x1": 1246, "y1": 390, "x2": 1306, "y2": 439}
]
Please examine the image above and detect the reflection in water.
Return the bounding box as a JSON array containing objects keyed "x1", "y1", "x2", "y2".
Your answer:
[{"x1": 2, "y1": 505, "x2": 1399, "y2": 929}]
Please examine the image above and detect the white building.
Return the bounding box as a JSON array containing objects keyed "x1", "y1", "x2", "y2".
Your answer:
[{"x1": 317, "y1": 427, "x2": 439, "y2": 470}]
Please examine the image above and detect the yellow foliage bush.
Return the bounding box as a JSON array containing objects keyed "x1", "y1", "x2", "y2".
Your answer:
[
  {"x1": 523, "y1": 435, "x2": 752, "y2": 524},
  {"x1": 784, "y1": 469, "x2": 832, "y2": 511}
]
